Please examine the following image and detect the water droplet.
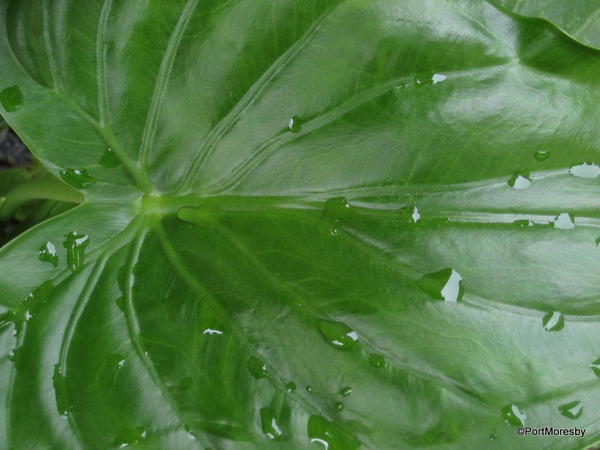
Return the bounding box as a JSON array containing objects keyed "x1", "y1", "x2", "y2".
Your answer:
[
  {"x1": 113, "y1": 426, "x2": 147, "y2": 447},
  {"x1": 38, "y1": 241, "x2": 58, "y2": 267},
  {"x1": 99, "y1": 147, "x2": 120, "y2": 168},
  {"x1": 595, "y1": 237, "x2": 600, "y2": 247},
  {"x1": 397, "y1": 206, "x2": 420, "y2": 223},
  {"x1": 288, "y1": 115, "x2": 302, "y2": 133},
  {"x1": 340, "y1": 386, "x2": 353, "y2": 397},
  {"x1": 53, "y1": 364, "x2": 72, "y2": 416},
  {"x1": 59, "y1": 168, "x2": 96, "y2": 189},
  {"x1": 553, "y1": 213, "x2": 575, "y2": 230},
  {"x1": 247, "y1": 356, "x2": 268, "y2": 379},
  {"x1": 5, "y1": 281, "x2": 55, "y2": 334},
  {"x1": 590, "y1": 358, "x2": 600, "y2": 377},
  {"x1": 368, "y1": 353, "x2": 388, "y2": 369},
  {"x1": 417, "y1": 268, "x2": 463, "y2": 302},
  {"x1": 322, "y1": 197, "x2": 351, "y2": 236},
  {"x1": 507, "y1": 170, "x2": 531, "y2": 190},
  {"x1": 260, "y1": 407, "x2": 284, "y2": 440},
  {"x1": 8, "y1": 347, "x2": 20, "y2": 364},
  {"x1": 177, "y1": 204, "x2": 221, "y2": 227},
  {"x1": 317, "y1": 319, "x2": 359, "y2": 351},
  {"x1": 183, "y1": 423, "x2": 198, "y2": 440},
  {"x1": 286, "y1": 381, "x2": 297, "y2": 392},
  {"x1": 559, "y1": 401, "x2": 583, "y2": 419},
  {"x1": 501, "y1": 404, "x2": 526, "y2": 427},
  {"x1": 0, "y1": 85, "x2": 23, "y2": 112},
  {"x1": 63, "y1": 232, "x2": 90, "y2": 273},
  {"x1": 569, "y1": 162, "x2": 600, "y2": 179},
  {"x1": 305, "y1": 385, "x2": 313, "y2": 393},
  {"x1": 307, "y1": 415, "x2": 360, "y2": 450},
  {"x1": 534, "y1": 150, "x2": 551, "y2": 161},
  {"x1": 431, "y1": 73, "x2": 447, "y2": 84},
  {"x1": 203, "y1": 328, "x2": 223, "y2": 335},
  {"x1": 542, "y1": 311, "x2": 564, "y2": 331},
  {"x1": 513, "y1": 219, "x2": 534, "y2": 227},
  {"x1": 334, "y1": 402, "x2": 344, "y2": 411}
]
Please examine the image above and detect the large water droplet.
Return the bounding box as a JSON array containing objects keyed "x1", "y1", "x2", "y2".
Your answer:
[
  {"x1": 260, "y1": 408, "x2": 284, "y2": 440},
  {"x1": 286, "y1": 381, "x2": 297, "y2": 392},
  {"x1": 590, "y1": 358, "x2": 600, "y2": 377},
  {"x1": 340, "y1": 386, "x2": 353, "y2": 397},
  {"x1": 53, "y1": 364, "x2": 72, "y2": 416},
  {"x1": 0, "y1": 85, "x2": 23, "y2": 112},
  {"x1": 559, "y1": 401, "x2": 583, "y2": 419},
  {"x1": 368, "y1": 353, "x2": 388, "y2": 369},
  {"x1": 317, "y1": 319, "x2": 359, "y2": 351},
  {"x1": 334, "y1": 401, "x2": 344, "y2": 411},
  {"x1": 569, "y1": 162, "x2": 600, "y2": 179},
  {"x1": 542, "y1": 311, "x2": 564, "y2": 331},
  {"x1": 553, "y1": 213, "x2": 575, "y2": 230},
  {"x1": 417, "y1": 268, "x2": 463, "y2": 302},
  {"x1": 288, "y1": 115, "x2": 302, "y2": 133},
  {"x1": 247, "y1": 356, "x2": 268, "y2": 379},
  {"x1": 38, "y1": 241, "x2": 58, "y2": 267},
  {"x1": 507, "y1": 170, "x2": 531, "y2": 190},
  {"x1": 534, "y1": 150, "x2": 551, "y2": 161},
  {"x1": 63, "y1": 232, "x2": 90, "y2": 273},
  {"x1": 59, "y1": 169, "x2": 96, "y2": 189},
  {"x1": 501, "y1": 404, "x2": 526, "y2": 427},
  {"x1": 307, "y1": 415, "x2": 360, "y2": 450},
  {"x1": 113, "y1": 427, "x2": 147, "y2": 447},
  {"x1": 99, "y1": 147, "x2": 120, "y2": 168}
]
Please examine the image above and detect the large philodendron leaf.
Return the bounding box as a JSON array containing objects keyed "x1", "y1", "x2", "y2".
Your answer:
[
  {"x1": 1, "y1": 0, "x2": 600, "y2": 448},
  {"x1": 495, "y1": 0, "x2": 600, "y2": 49}
]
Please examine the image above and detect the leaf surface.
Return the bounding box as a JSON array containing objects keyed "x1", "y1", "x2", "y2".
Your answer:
[{"x1": 1, "y1": 0, "x2": 600, "y2": 448}]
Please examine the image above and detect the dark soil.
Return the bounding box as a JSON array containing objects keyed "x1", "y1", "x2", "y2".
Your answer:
[{"x1": 0, "y1": 128, "x2": 31, "y2": 169}]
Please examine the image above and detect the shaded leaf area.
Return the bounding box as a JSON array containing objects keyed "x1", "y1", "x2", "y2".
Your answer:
[
  {"x1": 0, "y1": 128, "x2": 78, "y2": 245},
  {"x1": 1, "y1": 0, "x2": 600, "y2": 449},
  {"x1": 496, "y1": 0, "x2": 600, "y2": 49}
]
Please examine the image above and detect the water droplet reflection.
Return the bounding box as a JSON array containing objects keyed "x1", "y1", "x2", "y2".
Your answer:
[
  {"x1": 431, "y1": 73, "x2": 447, "y2": 84},
  {"x1": 307, "y1": 415, "x2": 360, "y2": 450},
  {"x1": 534, "y1": 150, "x2": 551, "y2": 161},
  {"x1": 113, "y1": 426, "x2": 147, "y2": 447},
  {"x1": 502, "y1": 404, "x2": 526, "y2": 427},
  {"x1": 247, "y1": 356, "x2": 268, "y2": 379},
  {"x1": 507, "y1": 170, "x2": 531, "y2": 190},
  {"x1": 418, "y1": 268, "x2": 463, "y2": 302},
  {"x1": 63, "y1": 232, "x2": 90, "y2": 273},
  {"x1": 38, "y1": 241, "x2": 58, "y2": 267},
  {"x1": 288, "y1": 115, "x2": 302, "y2": 133},
  {"x1": 203, "y1": 328, "x2": 223, "y2": 335},
  {"x1": 553, "y1": 213, "x2": 575, "y2": 230},
  {"x1": 260, "y1": 408, "x2": 284, "y2": 440},
  {"x1": 569, "y1": 162, "x2": 600, "y2": 179},
  {"x1": 335, "y1": 401, "x2": 344, "y2": 411},
  {"x1": 559, "y1": 401, "x2": 583, "y2": 419},
  {"x1": 0, "y1": 85, "x2": 24, "y2": 112},
  {"x1": 340, "y1": 386, "x2": 353, "y2": 397},
  {"x1": 59, "y1": 168, "x2": 96, "y2": 189},
  {"x1": 542, "y1": 311, "x2": 564, "y2": 331},
  {"x1": 99, "y1": 147, "x2": 120, "y2": 168},
  {"x1": 286, "y1": 381, "x2": 296, "y2": 392},
  {"x1": 317, "y1": 319, "x2": 359, "y2": 351}
]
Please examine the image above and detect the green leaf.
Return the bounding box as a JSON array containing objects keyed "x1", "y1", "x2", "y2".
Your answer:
[
  {"x1": 495, "y1": 0, "x2": 600, "y2": 49},
  {"x1": 1, "y1": 0, "x2": 600, "y2": 448}
]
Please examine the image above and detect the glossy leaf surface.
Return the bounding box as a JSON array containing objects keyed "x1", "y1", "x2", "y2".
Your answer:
[{"x1": 1, "y1": 0, "x2": 600, "y2": 448}]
